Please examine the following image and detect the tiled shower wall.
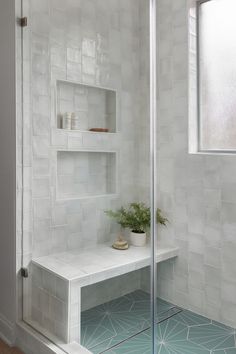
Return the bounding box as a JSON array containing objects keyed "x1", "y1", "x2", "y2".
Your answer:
[
  {"x1": 157, "y1": 0, "x2": 236, "y2": 329},
  {"x1": 21, "y1": 0, "x2": 150, "y2": 260}
]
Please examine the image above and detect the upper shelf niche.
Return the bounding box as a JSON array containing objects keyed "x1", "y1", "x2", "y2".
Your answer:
[{"x1": 56, "y1": 79, "x2": 117, "y2": 133}]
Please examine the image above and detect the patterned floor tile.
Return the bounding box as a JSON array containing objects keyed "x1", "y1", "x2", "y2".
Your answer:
[
  {"x1": 82, "y1": 296, "x2": 134, "y2": 327},
  {"x1": 90, "y1": 322, "x2": 149, "y2": 354},
  {"x1": 124, "y1": 289, "x2": 150, "y2": 302},
  {"x1": 81, "y1": 291, "x2": 149, "y2": 349},
  {"x1": 81, "y1": 290, "x2": 236, "y2": 354},
  {"x1": 224, "y1": 349, "x2": 236, "y2": 354},
  {"x1": 157, "y1": 298, "x2": 176, "y2": 314},
  {"x1": 107, "y1": 331, "x2": 151, "y2": 354},
  {"x1": 156, "y1": 318, "x2": 209, "y2": 354},
  {"x1": 189, "y1": 321, "x2": 236, "y2": 351},
  {"x1": 89, "y1": 309, "x2": 182, "y2": 353},
  {"x1": 213, "y1": 350, "x2": 236, "y2": 354},
  {"x1": 81, "y1": 324, "x2": 116, "y2": 350},
  {"x1": 173, "y1": 309, "x2": 211, "y2": 327},
  {"x1": 81, "y1": 290, "x2": 173, "y2": 349},
  {"x1": 81, "y1": 290, "x2": 177, "y2": 351},
  {"x1": 106, "y1": 321, "x2": 209, "y2": 354}
]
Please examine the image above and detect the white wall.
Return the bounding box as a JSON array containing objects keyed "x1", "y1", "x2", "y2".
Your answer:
[
  {"x1": 0, "y1": 0, "x2": 16, "y2": 344},
  {"x1": 157, "y1": 0, "x2": 236, "y2": 329}
]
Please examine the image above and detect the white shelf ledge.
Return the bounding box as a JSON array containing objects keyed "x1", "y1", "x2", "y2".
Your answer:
[
  {"x1": 57, "y1": 128, "x2": 117, "y2": 135},
  {"x1": 33, "y1": 243, "x2": 179, "y2": 285}
]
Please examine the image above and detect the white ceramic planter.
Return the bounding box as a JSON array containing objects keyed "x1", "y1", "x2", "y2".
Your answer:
[{"x1": 130, "y1": 231, "x2": 146, "y2": 247}]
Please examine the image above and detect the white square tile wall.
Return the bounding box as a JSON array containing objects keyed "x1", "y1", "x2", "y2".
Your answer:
[
  {"x1": 57, "y1": 151, "x2": 117, "y2": 199},
  {"x1": 19, "y1": 0, "x2": 149, "y2": 261},
  {"x1": 30, "y1": 263, "x2": 69, "y2": 343},
  {"x1": 156, "y1": 0, "x2": 236, "y2": 329}
]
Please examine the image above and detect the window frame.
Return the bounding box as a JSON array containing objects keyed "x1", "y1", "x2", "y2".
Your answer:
[{"x1": 196, "y1": 0, "x2": 236, "y2": 154}]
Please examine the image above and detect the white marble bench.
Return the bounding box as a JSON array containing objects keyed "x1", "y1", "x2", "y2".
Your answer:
[{"x1": 29, "y1": 244, "x2": 179, "y2": 344}]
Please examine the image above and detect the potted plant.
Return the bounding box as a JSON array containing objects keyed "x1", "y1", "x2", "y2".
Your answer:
[{"x1": 105, "y1": 203, "x2": 168, "y2": 247}]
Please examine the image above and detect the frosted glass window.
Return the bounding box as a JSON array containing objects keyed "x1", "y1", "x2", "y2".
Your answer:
[{"x1": 199, "y1": 0, "x2": 236, "y2": 151}]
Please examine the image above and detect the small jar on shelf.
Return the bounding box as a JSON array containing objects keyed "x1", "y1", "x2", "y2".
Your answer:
[{"x1": 71, "y1": 112, "x2": 79, "y2": 130}]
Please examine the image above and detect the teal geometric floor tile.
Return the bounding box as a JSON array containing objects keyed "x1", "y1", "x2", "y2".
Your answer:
[
  {"x1": 81, "y1": 290, "x2": 236, "y2": 354},
  {"x1": 124, "y1": 290, "x2": 150, "y2": 302},
  {"x1": 157, "y1": 306, "x2": 182, "y2": 323},
  {"x1": 81, "y1": 290, "x2": 177, "y2": 351},
  {"x1": 157, "y1": 339, "x2": 209, "y2": 354},
  {"x1": 212, "y1": 320, "x2": 236, "y2": 331},
  {"x1": 224, "y1": 349, "x2": 236, "y2": 353},
  {"x1": 213, "y1": 350, "x2": 236, "y2": 354},
  {"x1": 81, "y1": 324, "x2": 116, "y2": 350},
  {"x1": 81, "y1": 291, "x2": 150, "y2": 350},
  {"x1": 189, "y1": 322, "x2": 236, "y2": 350},
  {"x1": 104, "y1": 316, "x2": 236, "y2": 353},
  {"x1": 156, "y1": 318, "x2": 209, "y2": 353},
  {"x1": 90, "y1": 322, "x2": 150, "y2": 354},
  {"x1": 106, "y1": 321, "x2": 209, "y2": 354},
  {"x1": 88, "y1": 307, "x2": 181, "y2": 353},
  {"x1": 82, "y1": 296, "x2": 134, "y2": 327},
  {"x1": 173, "y1": 309, "x2": 211, "y2": 327},
  {"x1": 157, "y1": 318, "x2": 188, "y2": 342},
  {"x1": 106, "y1": 331, "x2": 151, "y2": 354},
  {"x1": 156, "y1": 297, "x2": 177, "y2": 314}
]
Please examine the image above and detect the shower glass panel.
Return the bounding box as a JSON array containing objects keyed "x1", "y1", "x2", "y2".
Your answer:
[
  {"x1": 21, "y1": 0, "x2": 180, "y2": 353},
  {"x1": 21, "y1": 0, "x2": 151, "y2": 352}
]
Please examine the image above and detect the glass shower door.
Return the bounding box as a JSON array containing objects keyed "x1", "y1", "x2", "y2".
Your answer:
[{"x1": 20, "y1": 0, "x2": 155, "y2": 353}]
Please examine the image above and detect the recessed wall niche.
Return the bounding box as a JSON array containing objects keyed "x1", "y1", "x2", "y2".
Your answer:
[
  {"x1": 56, "y1": 80, "x2": 117, "y2": 133},
  {"x1": 57, "y1": 150, "x2": 117, "y2": 200}
]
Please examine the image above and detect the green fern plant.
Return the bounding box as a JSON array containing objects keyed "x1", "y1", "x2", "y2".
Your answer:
[
  {"x1": 156, "y1": 208, "x2": 168, "y2": 226},
  {"x1": 105, "y1": 203, "x2": 168, "y2": 233}
]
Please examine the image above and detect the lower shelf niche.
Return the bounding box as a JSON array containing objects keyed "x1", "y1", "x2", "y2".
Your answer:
[{"x1": 57, "y1": 150, "x2": 117, "y2": 199}]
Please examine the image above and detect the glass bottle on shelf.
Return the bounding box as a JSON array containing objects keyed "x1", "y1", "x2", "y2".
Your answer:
[{"x1": 62, "y1": 112, "x2": 71, "y2": 130}]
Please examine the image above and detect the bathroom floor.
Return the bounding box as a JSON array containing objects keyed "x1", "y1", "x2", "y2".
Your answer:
[
  {"x1": 0, "y1": 339, "x2": 24, "y2": 354},
  {"x1": 81, "y1": 290, "x2": 236, "y2": 354}
]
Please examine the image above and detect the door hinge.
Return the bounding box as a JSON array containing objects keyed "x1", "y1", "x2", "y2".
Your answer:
[
  {"x1": 21, "y1": 267, "x2": 29, "y2": 278},
  {"x1": 20, "y1": 17, "x2": 28, "y2": 27}
]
